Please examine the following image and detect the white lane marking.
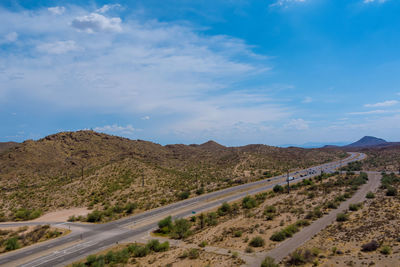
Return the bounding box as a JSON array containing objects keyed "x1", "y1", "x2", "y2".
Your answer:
[
  {"x1": 120, "y1": 200, "x2": 200, "y2": 227},
  {"x1": 20, "y1": 240, "x2": 98, "y2": 267}
]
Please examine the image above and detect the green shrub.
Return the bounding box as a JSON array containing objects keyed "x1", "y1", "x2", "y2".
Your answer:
[
  {"x1": 85, "y1": 255, "x2": 97, "y2": 266},
  {"x1": 172, "y1": 218, "x2": 191, "y2": 239},
  {"x1": 146, "y1": 239, "x2": 160, "y2": 251},
  {"x1": 242, "y1": 196, "x2": 257, "y2": 209},
  {"x1": 105, "y1": 251, "x2": 115, "y2": 262},
  {"x1": 282, "y1": 224, "x2": 299, "y2": 237},
  {"x1": 14, "y1": 208, "x2": 42, "y2": 221},
  {"x1": 145, "y1": 239, "x2": 169, "y2": 252},
  {"x1": 130, "y1": 244, "x2": 150, "y2": 257},
  {"x1": 188, "y1": 248, "x2": 199, "y2": 259},
  {"x1": 261, "y1": 256, "x2": 279, "y2": 267},
  {"x1": 270, "y1": 231, "x2": 285, "y2": 242},
  {"x1": 68, "y1": 215, "x2": 76, "y2": 222},
  {"x1": 206, "y1": 212, "x2": 218, "y2": 226},
  {"x1": 287, "y1": 249, "x2": 306, "y2": 265},
  {"x1": 380, "y1": 245, "x2": 391, "y2": 255},
  {"x1": 86, "y1": 210, "x2": 103, "y2": 222},
  {"x1": 158, "y1": 216, "x2": 173, "y2": 234},
  {"x1": 217, "y1": 202, "x2": 231, "y2": 216},
  {"x1": 249, "y1": 236, "x2": 265, "y2": 247},
  {"x1": 234, "y1": 230, "x2": 243, "y2": 237},
  {"x1": 196, "y1": 187, "x2": 205, "y2": 195},
  {"x1": 295, "y1": 219, "x2": 310, "y2": 227},
  {"x1": 124, "y1": 202, "x2": 137, "y2": 214},
  {"x1": 178, "y1": 191, "x2": 190, "y2": 200},
  {"x1": 386, "y1": 186, "x2": 397, "y2": 196},
  {"x1": 334, "y1": 195, "x2": 346, "y2": 202},
  {"x1": 245, "y1": 246, "x2": 254, "y2": 253},
  {"x1": 273, "y1": 185, "x2": 284, "y2": 193},
  {"x1": 349, "y1": 203, "x2": 363, "y2": 211},
  {"x1": 326, "y1": 201, "x2": 337, "y2": 209},
  {"x1": 305, "y1": 207, "x2": 323, "y2": 220},
  {"x1": 336, "y1": 213, "x2": 349, "y2": 222},
  {"x1": 5, "y1": 237, "x2": 20, "y2": 251},
  {"x1": 265, "y1": 212, "x2": 275, "y2": 221},
  {"x1": 264, "y1": 205, "x2": 277, "y2": 214},
  {"x1": 158, "y1": 241, "x2": 170, "y2": 252},
  {"x1": 366, "y1": 191, "x2": 375, "y2": 199},
  {"x1": 199, "y1": 240, "x2": 208, "y2": 247},
  {"x1": 114, "y1": 248, "x2": 129, "y2": 263},
  {"x1": 112, "y1": 204, "x2": 124, "y2": 213},
  {"x1": 255, "y1": 192, "x2": 268, "y2": 203}
]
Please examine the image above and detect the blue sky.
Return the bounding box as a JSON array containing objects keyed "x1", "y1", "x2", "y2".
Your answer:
[{"x1": 1, "y1": 0, "x2": 400, "y2": 146}]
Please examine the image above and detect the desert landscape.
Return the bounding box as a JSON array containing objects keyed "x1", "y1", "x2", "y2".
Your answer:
[{"x1": 1, "y1": 1, "x2": 400, "y2": 266}]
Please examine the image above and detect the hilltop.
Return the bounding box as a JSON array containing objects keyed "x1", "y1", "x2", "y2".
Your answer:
[
  {"x1": 345, "y1": 136, "x2": 388, "y2": 148},
  {"x1": 0, "y1": 142, "x2": 18, "y2": 153},
  {"x1": 0, "y1": 130, "x2": 345, "y2": 221}
]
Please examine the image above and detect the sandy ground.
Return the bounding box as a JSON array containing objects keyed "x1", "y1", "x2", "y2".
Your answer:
[
  {"x1": 293, "y1": 175, "x2": 400, "y2": 267},
  {"x1": 32, "y1": 207, "x2": 89, "y2": 222},
  {"x1": 0, "y1": 208, "x2": 90, "y2": 224}
]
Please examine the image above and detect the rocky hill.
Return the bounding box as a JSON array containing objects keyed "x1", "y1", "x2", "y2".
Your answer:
[
  {"x1": 0, "y1": 142, "x2": 18, "y2": 153},
  {"x1": 0, "y1": 131, "x2": 345, "y2": 220}
]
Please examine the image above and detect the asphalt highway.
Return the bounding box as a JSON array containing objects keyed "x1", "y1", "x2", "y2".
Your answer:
[{"x1": 0, "y1": 152, "x2": 365, "y2": 267}]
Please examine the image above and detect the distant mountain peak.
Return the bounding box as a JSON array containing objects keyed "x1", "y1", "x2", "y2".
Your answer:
[
  {"x1": 346, "y1": 136, "x2": 387, "y2": 148},
  {"x1": 199, "y1": 140, "x2": 225, "y2": 149}
]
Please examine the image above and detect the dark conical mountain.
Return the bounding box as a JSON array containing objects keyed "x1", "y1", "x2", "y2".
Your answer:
[{"x1": 346, "y1": 136, "x2": 388, "y2": 148}]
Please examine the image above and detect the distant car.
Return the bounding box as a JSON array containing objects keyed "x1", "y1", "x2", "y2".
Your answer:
[
  {"x1": 192, "y1": 211, "x2": 196, "y2": 214},
  {"x1": 288, "y1": 176, "x2": 295, "y2": 181}
]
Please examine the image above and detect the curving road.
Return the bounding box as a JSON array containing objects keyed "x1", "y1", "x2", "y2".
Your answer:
[{"x1": 0, "y1": 152, "x2": 365, "y2": 267}]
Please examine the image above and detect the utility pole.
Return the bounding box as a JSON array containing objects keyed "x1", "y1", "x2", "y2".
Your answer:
[
  {"x1": 81, "y1": 166, "x2": 84, "y2": 180},
  {"x1": 286, "y1": 169, "x2": 290, "y2": 194}
]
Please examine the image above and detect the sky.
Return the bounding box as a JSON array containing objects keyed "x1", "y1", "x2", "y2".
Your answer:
[{"x1": 1, "y1": 0, "x2": 400, "y2": 146}]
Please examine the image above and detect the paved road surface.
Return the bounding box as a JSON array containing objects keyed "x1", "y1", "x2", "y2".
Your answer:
[{"x1": 0, "y1": 152, "x2": 365, "y2": 267}]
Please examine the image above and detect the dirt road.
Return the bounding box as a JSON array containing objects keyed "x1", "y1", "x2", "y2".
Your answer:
[{"x1": 247, "y1": 171, "x2": 382, "y2": 266}]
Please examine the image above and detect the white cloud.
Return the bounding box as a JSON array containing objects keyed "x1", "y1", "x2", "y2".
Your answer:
[
  {"x1": 71, "y1": 13, "x2": 122, "y2": 33},
  {"x1": 364, "y1": 100, "x2": 398, "y2": 108},
  {"x1": 5, "y1": 32, "x2": 18, "y2": 42},
  {"x1": 141, "y1": 116, "x2": 150, "y2": 120},
  {"x1": 285, "y1": 118, "x2": 309, "y2": 130},
  {"x1": 270, "y1": 0, "x2": 306, "y2": 7},
  {"x1": 48, "y1": 6, "x2": 65, "y2": 15},
  {"x1": 363, "y1": 0, "x2": 388, "y2": 3},
  {"x1": 36, "y1": 40, "x2": 80, "y2": 54},
  {"x1": 302, "y1": 96, "x2": 312, "y2": 103},
  {"x1": 1, "y1": 32, "x2": 18, "y2": 44},
  {"x1": 348, "y1": 110, "x2": 387, "y2": 115},
  {"x1": 0, "y1": 5, "x2": 292, "y2": 144},
  {"x1": 94, "y1": 124, "x2": 135, "y2": 135},
  {"x1": 96, "y1": 4, "x2": 122, "y2": 14}
]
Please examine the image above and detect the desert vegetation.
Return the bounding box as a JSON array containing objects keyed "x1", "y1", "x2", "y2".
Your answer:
[
  {"x1": 293, "y1": 172, "x2": 400, "y2": 266},
  {"x1": 0, "y1": 225, "x2": 67, "y2": 253},
  {"x1": 360, "y1": 145, "x2": 400, "y2": 172},
  {"x1": 153, "y1": 172, "x2": 368, "y2": 257},
  {"x1": 0, "y1": 130, "x2": 344, "y2": 221},
  {"x1": 71, "y1": 239, "x2": 243, "y2": 267}
]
